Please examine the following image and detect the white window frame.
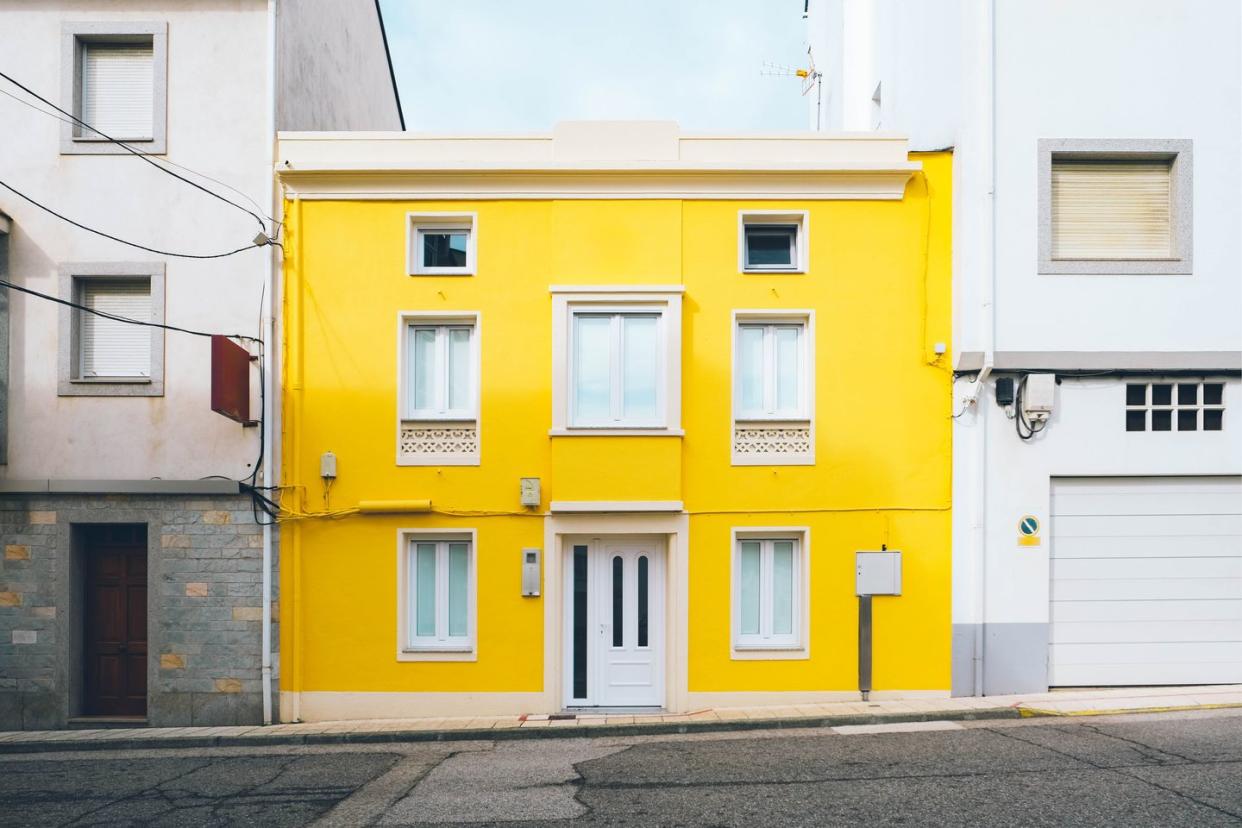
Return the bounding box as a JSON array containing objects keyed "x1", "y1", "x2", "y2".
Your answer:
[
  {"x1": 731, "y1": 310, "x2": 815, "y2": 465},
  {"x1": 739, "y1": 211, "x2": 809, "y2": 274},
  {"x1": 731, "y1": 528, "x2": 810, "y2": 659},
  {"x1": 396, "y1": 312, "x2": 481, "y2": 466},
  {"x1": 407, "y1": 212, "x2": 477, "y2": 275},
  {"x1": 404, "y1": 322, "x2": 477, "y2": 420},
  {"x1": 550, "y1": 286, "x2": 683, "y2": 436},
  {"x1": 60, "y1": 22, "x2": 168, "y2": 155},
  {"x1": 396, "y1": 529, "x2": 477, "y2": 661}
]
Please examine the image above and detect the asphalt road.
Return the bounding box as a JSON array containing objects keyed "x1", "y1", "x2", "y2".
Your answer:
[{"x1": 1, "y1": 709, "x2": 1240, "y2": 826}]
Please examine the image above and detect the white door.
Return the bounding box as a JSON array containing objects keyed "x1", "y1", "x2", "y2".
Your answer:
[
  {"x1": 1049, "y1": 476, "x2": 1242, "y2": 686},
  {"x1": 564, "y1": 538, "x2": 664, "y2": 708}
]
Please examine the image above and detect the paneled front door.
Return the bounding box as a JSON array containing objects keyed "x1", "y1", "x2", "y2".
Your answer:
[
  {"x1": 566, "y1": 538, "x2": 664, "y2": 708},
  {"x1": 83, "y1": 525, "x2": 148, "y2": 717}
]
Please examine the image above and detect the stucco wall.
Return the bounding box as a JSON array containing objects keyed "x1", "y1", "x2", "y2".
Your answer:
[
  {"x1": 0, "y1": 2, "x2": 270, "y2": 482},
  {"x1": 277, "y1": 0, "x2": 403, "y2": 131}
]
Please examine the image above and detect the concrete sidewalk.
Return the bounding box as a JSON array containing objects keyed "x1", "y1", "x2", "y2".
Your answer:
[{"x1": 1, "y1": 685, "x2": 1238, "y2": 754}]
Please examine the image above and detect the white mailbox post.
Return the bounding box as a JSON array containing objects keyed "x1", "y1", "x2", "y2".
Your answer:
[{"x1": 856, "y1": 549, "x2": 902, "y2": 700}]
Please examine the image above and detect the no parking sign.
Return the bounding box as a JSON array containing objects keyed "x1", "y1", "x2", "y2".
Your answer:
[{"x1": 1018, "y1": 515, "x2": 1041, "y2": 547}]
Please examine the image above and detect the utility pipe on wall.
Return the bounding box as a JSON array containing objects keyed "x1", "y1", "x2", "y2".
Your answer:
[{"x1": 260, "y1": 0, "x2": 277, "y2": 727}]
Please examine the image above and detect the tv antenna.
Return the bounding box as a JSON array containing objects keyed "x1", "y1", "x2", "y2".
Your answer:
[{"x1": 761, "y1": 56, "x2": 823, "y2": 129}]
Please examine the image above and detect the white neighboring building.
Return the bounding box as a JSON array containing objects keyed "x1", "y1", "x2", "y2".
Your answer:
[
  {"x1": 806, "y1": 0, "x2": 1242, "y2": 694},
  {"x1": 0, "y1": 0, "x2": 401, "y2": 729}
]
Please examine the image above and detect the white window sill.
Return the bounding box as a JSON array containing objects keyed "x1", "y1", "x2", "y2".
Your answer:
[
  {"x1": 72, "y1": 377, "x2": 152, "y2": 384},
  {"x1": 549, "y1": 427, "x2": 685, "y2": 437},
  {"x1": 742, "y1": 268, "x2": 805, "y2": 275},
  {"x1": 397, "y1": 648, "x2": 477, "y2": 663},
  {"x1": 731, "y1": 646, "x2": 809, "y2": 661},
  {"x1": 411, "y1": 269, "x2": 476, "y2": 277},
  {"x1": 397, "y1": 454, "x2": 480, "y2": 467}
]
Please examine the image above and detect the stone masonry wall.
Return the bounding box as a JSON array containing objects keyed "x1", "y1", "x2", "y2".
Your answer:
[{"x1": 0, "y1": 493, "x2": 277, "y2": 729}]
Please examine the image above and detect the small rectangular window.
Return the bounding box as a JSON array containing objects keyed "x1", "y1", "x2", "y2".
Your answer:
[
  {"x1": 1051, "y1": 160, "x2": 1172, "y2": 260},
  {"x1": 735, "y1": 537, "x2": 801, "y2": 650},
  {"x1": 77, "y1": 279, "x2": 151, "y2": 378},
  {"x1": 79, "y1": 41, "x2": 154, "y2": 139},
  {"x1": 406, "y1": 538, "x2": 472, "y2": 651},
  {"x1": 570, "y1": 311, "x2": 663, "y2": 427},
  {"x1": 409, "y1": 213, "x2": 476, "y2": 275},
  {"x1": 420, "y1": 230, "x2": 469, "y2": 269},
  {"x1": 744, "y1": 225, "x2": 797, "y2": 269},
  {"x1": 740, "y1": 212, "x2": 808, "y2": 273},
  {"x1": 1125, "y1": 381, "x2": 1226, "y2": 434},
  {"x1": 405, "y1": 323, "x2": 475, "y2": 419}
]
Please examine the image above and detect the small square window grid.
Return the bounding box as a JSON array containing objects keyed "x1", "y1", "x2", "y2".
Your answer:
[{"x1": 1125, "y1": 382, "x2": 1224, "y2": 432}]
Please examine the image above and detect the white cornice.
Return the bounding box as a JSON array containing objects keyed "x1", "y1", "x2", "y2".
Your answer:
[{"x1": 275, "y1": 121, "x2": 920, "y2": 200}]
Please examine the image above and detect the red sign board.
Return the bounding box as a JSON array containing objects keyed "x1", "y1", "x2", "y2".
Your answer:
[{"x1": 211, "y1": 335, "x2": 254, "y2": 425}]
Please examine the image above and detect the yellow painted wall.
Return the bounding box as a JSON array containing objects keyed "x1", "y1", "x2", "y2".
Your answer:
[{"x1": 281, "y1": 152, "x2": 953, "y2": 698}]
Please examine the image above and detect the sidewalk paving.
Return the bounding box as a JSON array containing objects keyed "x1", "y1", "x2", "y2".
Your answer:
[{"x1": 1, "y1": 685, "x2": 1238, "y2": 754}]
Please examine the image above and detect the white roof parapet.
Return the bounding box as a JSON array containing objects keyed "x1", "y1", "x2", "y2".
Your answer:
[{"x1": 275, "y1": 120, "x2": 921, "y2": 200}]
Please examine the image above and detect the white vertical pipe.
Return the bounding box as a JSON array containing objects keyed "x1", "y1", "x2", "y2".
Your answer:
[
  {"x1": 970, "y1": 0, "x2": 997, "y2": 698},
  {"x1": 260, "y1": 0, "x2": 277, "y2": 726}
]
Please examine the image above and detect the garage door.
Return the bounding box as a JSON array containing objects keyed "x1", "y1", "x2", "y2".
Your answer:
[{"x1": 1050, "y1": 476, "x2": 1242, "y2": 686}]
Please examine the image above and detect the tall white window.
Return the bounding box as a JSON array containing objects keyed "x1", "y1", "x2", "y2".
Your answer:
[
  {"x1": 406, "y1": 538, "x2": 473, "y2": 651},
  {"x1": 405, "y1": 323, "x2": 475, "y2": 419},
  {"x1": 735, "y1": 537, "x2": 802, "y2": 650},
  {"x1": 571, "y1": 310, "x2": 663, "y2": 427},
  {"x1": 736, "y1": 322, "x2": 805, "y2": 420},
  {"x1": 79, "y1": 41, "x2": 154, "y2": 139},
  {"x1": 78, "y1": 279, "x2": 152, "y2": 378}
]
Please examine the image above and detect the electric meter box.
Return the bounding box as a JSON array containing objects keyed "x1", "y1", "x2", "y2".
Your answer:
[
  {"x1": 521, "y1": 548, "x2": 541, "y2": 596},
  {"x1": 855, "y1": 550, "x2": 902, "y2": 596},
  {"x1": 1023, "y1": 374, "x2": 1057, "y2": 413}
]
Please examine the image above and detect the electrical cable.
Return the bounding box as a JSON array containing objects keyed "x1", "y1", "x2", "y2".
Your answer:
[
  {"x1": 0, "y1": 68, "x2": 271, "y2": 235},
  {"x1": 0, "y1": 86, "x2": 279, "y2": 229},
  {"x1": 0, "y1": 178, "x2": 268, "y2": 260},
  {"x1": 0, "y1": 276, "x2": 261, "y2": 343}
]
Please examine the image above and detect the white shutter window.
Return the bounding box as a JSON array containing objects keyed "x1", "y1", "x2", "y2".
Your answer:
[
  {"x1": 1051, "y1": 160, "x2": 1173, "y2": 260},
  {"x1": 79, "y1": 280, "x2": 151, "y2": 378},
  {"x1": 79, "y1": 41, "x2": 154, "y2": 139}
]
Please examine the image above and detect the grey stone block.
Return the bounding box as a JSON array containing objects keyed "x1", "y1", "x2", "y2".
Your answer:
[
  {"x1": 21, "y1": 691, "x2": 61, "y2": 729},
  {"x1": 0, "y1": 691, "x2": 22, "y2": 729},
  {"x1": 191, "y1": 691, "x2": 243, "y2": 726},
  {"x1": 148, "y1": 691, "x2": 193, "y2": 727}
]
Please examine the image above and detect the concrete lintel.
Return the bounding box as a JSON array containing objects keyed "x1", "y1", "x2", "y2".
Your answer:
[
  {"x1": 955, "y1": 350, "x2": 1242, "y2": 373},
  {"x1": 0, "y1": 479, "x2": 241, "y2": 495},
  {"x1": 549, "y1": 500, "x2": 685, "y2": 513}
]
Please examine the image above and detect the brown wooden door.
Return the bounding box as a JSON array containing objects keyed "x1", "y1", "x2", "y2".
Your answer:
[{"x1": 84, "y1": 526, "x2": 148, "y2": 716}]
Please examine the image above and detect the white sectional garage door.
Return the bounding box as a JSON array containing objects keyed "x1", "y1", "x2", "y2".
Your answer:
[{"x1": 1049, "y1": 476, "x2": 1242, "y2": 686}]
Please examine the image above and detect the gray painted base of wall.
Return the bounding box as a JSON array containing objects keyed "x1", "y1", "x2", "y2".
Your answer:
[{"x1": 952, "y1": 623, "x2": 1050, "y2": 697}]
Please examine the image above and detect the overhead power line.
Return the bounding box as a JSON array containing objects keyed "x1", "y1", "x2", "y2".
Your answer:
[
  {"x1": 0, "y1": 178, "x2": 269, "y2": 260},
  {"x1": 0, "y1": 276, "x2": 262, "y2": 344},
  {"x1": 0, "y1": 86, "x2": 277, "y2": 227},
  {"x1": 0, "y1": 68, "x2": 273, "y2": 237}
]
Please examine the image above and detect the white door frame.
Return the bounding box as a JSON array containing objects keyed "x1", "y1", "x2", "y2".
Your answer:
[{"x1": 543, "y1": 511, "x2": 689, "y2": 713}]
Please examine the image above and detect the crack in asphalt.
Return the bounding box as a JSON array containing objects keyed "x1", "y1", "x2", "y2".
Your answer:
[
  {"x1": 985, "y1": 725, "x2": 1242, "y2": 822},
  {"x1": 62, "y1": 757, "x2": 217, "y2": 827}
]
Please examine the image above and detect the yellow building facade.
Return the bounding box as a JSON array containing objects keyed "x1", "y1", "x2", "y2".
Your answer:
[{"x1": 276, "y1": 123, "x2": 952, "y2": 721}]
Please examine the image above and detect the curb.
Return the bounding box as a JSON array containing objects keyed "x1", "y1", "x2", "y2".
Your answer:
[{"x1": 0, "y1": 707, "x2": 1023, "y2": 755}]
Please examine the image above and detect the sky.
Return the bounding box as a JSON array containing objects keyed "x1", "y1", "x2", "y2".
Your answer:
[{"x1": 379, "y1": 0, "x2": 810, "y2": 132}]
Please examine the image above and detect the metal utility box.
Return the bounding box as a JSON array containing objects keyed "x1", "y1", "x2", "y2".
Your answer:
[
  {"x1": 855, "y1": 550, "x2": 902, "y2": 596},
  {"x1": 521, "y1": 548, "x2": 541, "y2": 596},
  {"x1": 519, "y1": 477, "x2": 541, "y2": 507},
  {"x1": 1023, "y1": 373, "x2": 1056, "y2": 414}
]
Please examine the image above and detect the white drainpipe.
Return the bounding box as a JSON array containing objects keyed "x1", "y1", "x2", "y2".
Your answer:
[{"x1": 260, "y1": 0, "x2": 277, "y2": 726}]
